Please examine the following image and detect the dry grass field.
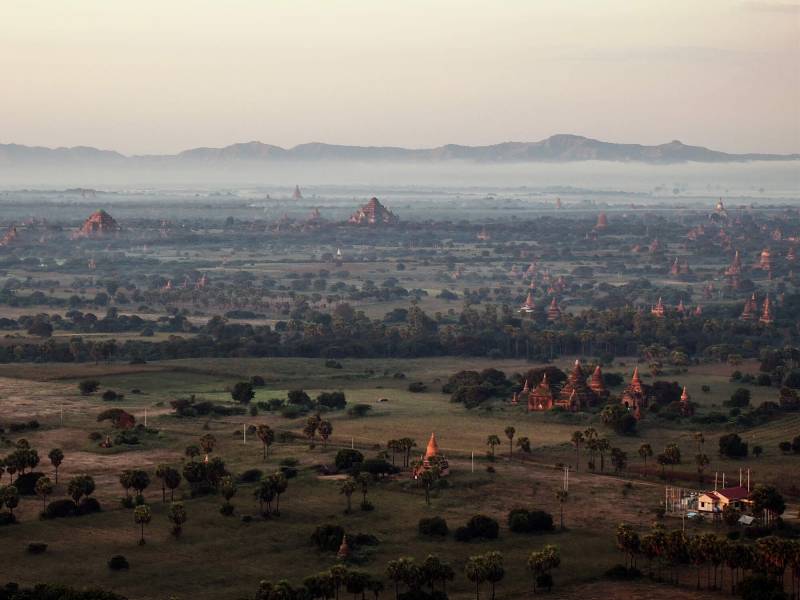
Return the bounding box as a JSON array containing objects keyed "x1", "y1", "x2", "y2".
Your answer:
[{"x1": 0, "y1": 356, "x2": 797, "y2": 599}]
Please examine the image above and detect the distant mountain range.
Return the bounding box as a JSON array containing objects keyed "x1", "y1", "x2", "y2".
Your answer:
[{"x1": 1, "y1": 135, "x2": 797, "y2": 166}]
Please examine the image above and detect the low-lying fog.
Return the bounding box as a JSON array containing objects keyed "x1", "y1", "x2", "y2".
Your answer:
[{"x1": 2, "y1": 160, "x2": 798, "y2": 199}]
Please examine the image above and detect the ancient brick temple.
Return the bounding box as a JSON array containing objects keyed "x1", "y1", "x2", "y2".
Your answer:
[
  {"x1": 527, "y1": 373, "x2": 555, "y2": 411},
  {"x1": 74, "y1": 210, "x2": 121, "y2": 238},
  {"x1": 620, "y1": 367, "x2": 649, "y2": 419},
  {"x1": 413, "y1": 433, "x2": 450, "y2": 478},
  {"x1": 348, "y1": 197, "x2": 399, "y2": 225},
  {"x1": 556, "y1": 360, "x2": 599, "y2": 411}
]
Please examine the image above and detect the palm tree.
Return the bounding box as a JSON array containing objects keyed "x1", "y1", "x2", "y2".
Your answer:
[
  {"x1": 482, "y1": 551, "x2": 504, "y2": 600},
  {"x1": 254, "y1": 477, "x2": 275, "y2": 515},
  {"x1": 168, "y1": 502, "x2": 187, "y2": 537},
  {"x1": 357, "y1": 473, "x2": 370, "y2": 505},
  {"x1": 155, "y1": 464, "x2": 169, "y2": 502},
  {"x1": 638, "y1": 443, "x2": 653, "y2": 475},
  {"x1": 486, "y1": 435, "x2": 501, "y2": 459},
  {"x1": 340, "y1": 477, "x2": 356, "y2": 513},
  {"x1": 34, "y1": 476, "x2": 53, "y2": 511},
  {"x1": 570, "y1": 431, "x2": 584, "y2": 471},
  {"x1": 134, "y1": 504, "x2": 152, "y2": 545},
  {"x1": 555, "y1": 490, "x2": 568, "y2": 530},
  {"x1": 465, "y1": 555, "x2": 487, "y2": 600},
  {"x1": 319, "y1": 420, "x2": 333, "y2": 449},
  {"x1": 695, "y1": 453, "x2": 710, "y2": 484},
  {"x1": 164, "y1": 467, "x2": 181, "y2": 502},
  {"x1": 256, "y1": 424, "x2": 275, "y2": 460},
  {"x1": 270, "y1": 472, "x2": 288, "y2": 515},
  {"x1": 47, "y1": 448, "x2": 64, "y2": 485},
  {"x1": 694, "y1": 432, "x2": 705, "y2": 455},
  {"x1": 597, "y1": 438, "x2": 610, "y2": 472},
  {"x1": 504, "y1": 427, "x2": 515, "y2": 459}
]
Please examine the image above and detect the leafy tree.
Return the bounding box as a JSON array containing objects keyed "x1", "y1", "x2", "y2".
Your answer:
[
  {"x1": 48, "y1": 448, "x2": 64, "y2": 484},
  {"x1": 130, "y1": 469, "x2": 151, "y2": 501},
  {"x1": 335, "y1": 449, "x2": 364, "y2": 472},
  {"x1": 750, "y1": 485, "x2": 785, "y2": 524},
  {"x1": 168, "y1": 502, "x2": 187, "y2": 537},
  {"x1": 199, "y1": 434, "x2": 217, "y2": 457},
  {"x1": 134, "y1": 504, "x2": 152, "y2": 545},
  {"x1": 185, "y1": 444, "x2": 201, "y2": 461},
  {"x1": 527, "y1": 545, "x2": 561, "y2": 593},
  {"x1": 725, "y1": 388, "x2": 751, "y2": 408},
  {"x1": 67, "y1": 474, "x2": 95, "y2": 504},
  {"x1": 610, "y1": 447, "x2": 627, "y2": 474},
  {"x1": 254, "y1": 477, "x2": 275, "y2": 515},
  {"x1": 231, "y1": 381, "x2": 255, "y2": 404}
]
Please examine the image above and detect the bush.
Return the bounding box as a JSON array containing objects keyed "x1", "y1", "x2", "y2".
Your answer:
[
  {"x1": 102, "y1": 390, "x2": 122, "y2": 402},
  {"x1": 335, "y1": 449, "x2": 364, "y2": 472},
  {"x1": 220, "y1": 503, "x2": 234, "y2": 516},
  {"x1": 325, "y1": 359, "x2": 343, "y2": 369},
  {"x1": 0, "y1": 512, "x2": 17, "y2": 526},
  {"x1": 14, "y1": 472, "x2": 44, "y2": 496},
  {"x1": 725, "y1": 388, "x2": 751, "y2": 408},
  {"x1": 418, "y1": 516, "x2": 449, "y2": 537},
  {"x1": 251, "y1": 375, "x2": 266, "y2": 387},
  {"x1": 508, "y1": 508, "x2": 554, "y2": 533},
  {"x1": 311, "y1": 524, "x2": 345, "y2": 552},
  {"x1": 360, "y1": 500, "x2": 374, "y2": 512},
  {"x1": 719, "y1": 433, "x2": 749, "y2": 458},
  {"x1": 27, "y1": 542, "x2": 47, "y2": 554},
  {"x1": 79, "y1": 380, "x2": 100, "y2": 395},
  {"x1": 108, "y1": 555, "x2": 130, "y2": 570},
  {"x1": 604, "y1": 565, "x2": 642, "y2": 580},
  {"x1": 455, "y1": 515, "x2": 499, "y2": 542},
  {"x1": 238, "y1": 468, "x2": 263, "y2": 483},
  {"x1": 408, "y1": 382, "x2": 427, "y2": 393},
  {"x1": 347, "y1": 404, "x2": 372, "y2": 417},
  {"x1": 737, "y1": 574, "x2": 787, "y2": 600},
  {"x1": 317, "y1": 391, "x2": 347, "y2": 410},
  {"x1": 43, "y1": 499, "x2": 78, "y2": 519},
  {"x1": 78, "y1": 497, "x2": 102, "y2": 515}
]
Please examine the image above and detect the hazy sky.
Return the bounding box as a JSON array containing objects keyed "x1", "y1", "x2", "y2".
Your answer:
[{"x1": 2, "y1": 0, "x2": 799, "y2": 154}]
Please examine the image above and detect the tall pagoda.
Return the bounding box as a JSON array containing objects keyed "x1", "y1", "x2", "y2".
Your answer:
[
  {"x1": 547, "y1": 297, "x2": 562, "y2": 322},
  {"x1": 620, "y1": 367, "x2": 649, "y2": 419},
  {"x1": 519, "y1": 284, "x2": 536, "y2": 314},
  {"x1": 651, "y1": 297, "x2": 666, "y2": 318},
  {"x1": 759, "y1": 296, "x2": 774, "y2": 324},
  {"x1": 595, "y1": 213, "x2": 608, "y2": 230},
  {"x1": 725, "y1": 250, "x2": 743, "y2": 289},
  {"x1": 74, "y1": 209, "x2": 121, "y2": 239},
  {"x1": 413, "y1": 433, "x2": 450, "y2": 478},
  {"x1": 679, "y1": 386, "x2": 694, "y2": 416},
  {"x1": 759, "y1": 248, "x2": 773, "y2": 272},
  {"x1": 589, "y1": 365, "x2": 609, "y2": 401},
  {"x1": 740, "y1": 293, "x2": 757, "y2": 321}
]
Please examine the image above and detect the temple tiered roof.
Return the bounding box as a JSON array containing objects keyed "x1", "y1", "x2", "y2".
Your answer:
[
  {"x1": 547, "y1": 297, "x2": 562, "y2": 322},
  {"x1": 348, "y1": 197, "x2": 399, "y2": 225},
  {"x1": 589, "y1": 365, "x2": 609, "y2": 401},
  {"x1": 556, "y1": 360, "x2": 598, "y2": 411},
  {"x1": 759, "y1": 296, "x2": 774, "y2": 324},
  {"x1": 75, "y1": 210, "x2": 120, "y2": 238},
  {"x1": 528, "y1": 373, "x2": 554, "y2": 411},
  {"x1": 621, "y1": 367, "x2": 649, "y2": 419}
]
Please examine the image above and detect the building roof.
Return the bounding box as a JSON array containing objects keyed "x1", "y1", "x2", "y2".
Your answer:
[
  {"x1": 425, "y1": 432, "x2": 440, "y2": 458},
  {"x1": 717, "y1": 486, "x2": 750, "y2": 501}
]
